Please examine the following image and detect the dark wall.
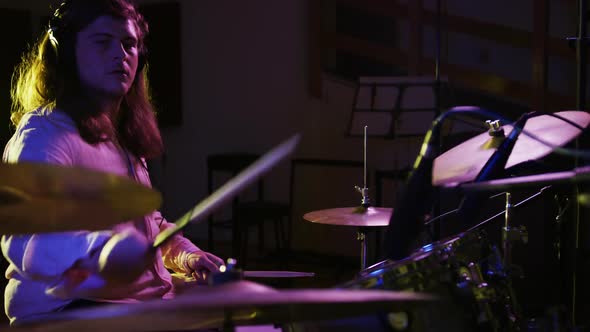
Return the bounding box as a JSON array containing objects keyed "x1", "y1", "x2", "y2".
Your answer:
[
  {"x1": 141, "y1": 2, "x2": 182, "y2": 128},
  {"x1": 0, "y1": 9, "x2": 32, "y2": 148}
]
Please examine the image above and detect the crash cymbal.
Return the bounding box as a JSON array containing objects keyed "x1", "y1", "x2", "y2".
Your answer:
[
  {"x1": 0, "y1": 162, "x2": 162, "y2": 234},
  {"x1": 27, "y1": 280, "x2": 436, "y2": 331},
  {"x1": 304, "y1": 207, "x2": 392, "y2": 227},
  {"x1": 433, "y1": 110, "x2": 590, "y2": 186}
]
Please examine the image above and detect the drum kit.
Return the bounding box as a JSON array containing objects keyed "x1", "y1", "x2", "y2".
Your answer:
[
  {"x1": 301, "y1": 110, "x2": 590, "y2": 330},
  {"x1": 0, "y1": 110, "x2": 589, "y2": 331}
]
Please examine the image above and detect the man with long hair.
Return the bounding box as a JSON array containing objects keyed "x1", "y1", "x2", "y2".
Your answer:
[{"x1": 2, "y1": 0, "x2": 223, "y2": 325}]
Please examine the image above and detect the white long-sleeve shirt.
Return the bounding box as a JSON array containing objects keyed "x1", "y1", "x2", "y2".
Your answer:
[{"x1": 1, "y1": 108, "x2": 199, "y2": 325}]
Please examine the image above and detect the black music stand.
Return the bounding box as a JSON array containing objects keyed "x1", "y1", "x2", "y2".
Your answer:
[{"x1": 346, "y1": 76, "x2": 446, "y2": 138}]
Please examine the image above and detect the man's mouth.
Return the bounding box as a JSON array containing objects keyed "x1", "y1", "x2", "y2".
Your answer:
[{"x1": 110, "y1": 69, "x2": 129, "y2": 78}]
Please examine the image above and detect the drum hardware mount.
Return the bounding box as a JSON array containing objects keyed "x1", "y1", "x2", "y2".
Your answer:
[
  {"x1": 453, "y1": 253, "x2": 520, "y2": 331},
  {"x1": 553, "y1": 194, "x2": 570, "y2": 261}
]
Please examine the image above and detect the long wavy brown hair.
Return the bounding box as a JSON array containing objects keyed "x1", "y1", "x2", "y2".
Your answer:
[{"x1": 10, "y1": 0, "x2": 163, "y2": 159}]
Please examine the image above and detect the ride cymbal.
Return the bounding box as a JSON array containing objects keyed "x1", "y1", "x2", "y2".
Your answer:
[
  {"x1": 0, "y1": 162, "x2": 162, "y2": 234},
  {"x1": 27, "y1": 280, "x2": 436, "y2": 331}
]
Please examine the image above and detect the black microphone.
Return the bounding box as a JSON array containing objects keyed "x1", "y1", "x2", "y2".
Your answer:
[
  {"x1": 456, "y1": 112, "x2": 533, "y2": 224},
  {"x1": 385, "y1": 121, "x2": 442, "y2": 260}
]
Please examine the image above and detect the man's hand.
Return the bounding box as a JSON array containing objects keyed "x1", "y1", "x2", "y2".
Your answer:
[{"x1": 185, "y1": 251, "x2": 224, "y2": 284}]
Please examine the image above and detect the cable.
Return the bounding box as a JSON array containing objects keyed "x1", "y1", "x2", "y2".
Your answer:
[
  {"x1": 424, "y1": 191, "x2": 508, "y2": 226},
  {"x1": 544, "y1": 112, "x2": 586, "y2": 131},
  {"x1": 466, "y1": 186, "x2": 552, "y2": 233}
]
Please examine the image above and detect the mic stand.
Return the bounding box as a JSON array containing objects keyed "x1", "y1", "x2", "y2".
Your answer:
[
  {"x1": 385, "y1": 119, "x2": 441, "y2": 260},
  {"x1": 564, "y1": 0, "x2": 587, "y2": 325},
  {"x1": 431, "y1": 0, "x2": 443, "y2": 242},
  {"x1": 572, "y1": 0, "x2": 586, "y2": 325},
  {"x1": 576, "y1": 0, "x2": 587, "y2": 113}
]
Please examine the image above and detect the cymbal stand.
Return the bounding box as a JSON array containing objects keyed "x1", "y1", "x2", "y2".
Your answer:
[
  {"x1": 355, "y1": 125, "x2": 370, "y2": 208},
  {"x1": 496, "y1": 192, "x2": 526, "y2": 329},
  {"x1": 356, "y1": 227, "x2": 369, "y2": 271},
  {"x1": 354, "y1": 126, "x2": 370, "y2": 270},
  {"x1": 502, "y1": 192, "x2": 517, "y2": 267}
]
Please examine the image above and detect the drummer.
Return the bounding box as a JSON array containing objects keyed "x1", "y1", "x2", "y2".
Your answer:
[{"x1": 1, "y1": 0, "x2": 223, "y2": 325}]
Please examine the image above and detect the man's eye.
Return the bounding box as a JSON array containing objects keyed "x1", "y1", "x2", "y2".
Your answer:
[{"x1": 123, "y1": 42, "x2": 137, "y2": 51}]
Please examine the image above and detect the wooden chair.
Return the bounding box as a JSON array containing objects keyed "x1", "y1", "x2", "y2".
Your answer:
[{"x1": 207, "y1": 153, "x2": 290, "y2": 268}]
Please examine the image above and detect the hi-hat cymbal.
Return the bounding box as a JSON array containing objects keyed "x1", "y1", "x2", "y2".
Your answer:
[
  {"x1": 433, "y1": 110, "x2": 590, "y2": 186},
  {"x1": 172, "y1": 271, "x2": 316, "y2": 291},
  {"x1": 26, "y1": 280, "x2": 436, "y2": 331},
  {"x1": 0, "y1": 162, "x2": 162, "y2": 234},
  {"x1": 304, "y1": 207, "x2": 392, "y2": 227}
]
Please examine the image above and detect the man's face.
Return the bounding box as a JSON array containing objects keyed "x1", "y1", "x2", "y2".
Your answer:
[{"x1": 75, "y1": 15, "x2": 140, "y2": 99}]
